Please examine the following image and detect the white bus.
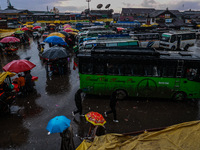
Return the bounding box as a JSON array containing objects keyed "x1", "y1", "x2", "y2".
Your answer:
[
  {"x1": 160, "y1": 32, "x2": 196, "y2": 51},
  {"x1": 130, "y1": 33, "x2": 160, "y2": 48}
]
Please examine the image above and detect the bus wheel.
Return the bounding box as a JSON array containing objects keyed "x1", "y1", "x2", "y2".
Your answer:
[
  {"x1": 171, "y1": 46, "x2": 175, "y2": 51},
  {"x1": 115, "y1": 90, "x2": 127, "y2": 100},
  {"x1": 184, "y1": 45, "x2": 189, "y2": 51},
  {"x1": 173, "y1": 92, "x2": 187, "y2": 101}
]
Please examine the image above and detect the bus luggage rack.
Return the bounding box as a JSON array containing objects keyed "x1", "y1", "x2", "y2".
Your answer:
[{"x1": 91, "y1": 47, "x2": 160, "y2": 56}]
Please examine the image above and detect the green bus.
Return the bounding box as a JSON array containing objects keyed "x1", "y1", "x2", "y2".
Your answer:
[{"x1": 77, "y1": 48, "x2": 200, "y2": 100}]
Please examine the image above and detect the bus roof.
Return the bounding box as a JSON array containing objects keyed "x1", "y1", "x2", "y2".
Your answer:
[
  {"x1": 78, "y1": 48, "x2": 200, "y2": 61},
  {"x1": 162, "y1": 31, "x2": 196, "y2": 35}
]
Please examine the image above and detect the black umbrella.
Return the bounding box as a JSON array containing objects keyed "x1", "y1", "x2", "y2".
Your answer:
[
  {"x1": 41, "y1": 46, "x2": 69, "y2": 60},
  {"x1": 58, "y1": 31, "x2": 69, "y2": 37}
]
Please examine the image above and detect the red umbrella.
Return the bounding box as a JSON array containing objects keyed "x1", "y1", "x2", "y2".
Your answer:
[
  {"x1": 3, "y1": 59, "x2": 36, "y2": 73},
  {"x1": 85, "y1": 112, "x2": 106, "y2": 126},
  {"x1": 33, "y1": 26, "x2": 41, "y2": 30},
  {"x1": 20, "y1": 27, "x2": 29, "y2": 31},
  {"x1": 0, "y1": 37, "x2": 20, "y2": 43}
]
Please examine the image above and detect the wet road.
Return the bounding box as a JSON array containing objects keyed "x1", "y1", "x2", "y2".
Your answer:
[{"x1": 0, "y1": 39, "x2": 200, "y2": 149}]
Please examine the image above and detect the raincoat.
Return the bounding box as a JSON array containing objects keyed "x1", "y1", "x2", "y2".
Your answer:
[{"x1": 60, "y1": 126, "x2": 75, "y2": 150}]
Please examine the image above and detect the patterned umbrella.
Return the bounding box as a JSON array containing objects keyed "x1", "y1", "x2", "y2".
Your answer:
[
  {"x1": 85, "y1": 112, "x2": 106, "y2": 126},
  {"x1": 0, "y1": 37, "x2": 20, "y2": 43}
]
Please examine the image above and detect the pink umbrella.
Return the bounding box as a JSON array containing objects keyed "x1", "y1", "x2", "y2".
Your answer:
[
  {"x1": 33, "y1": 26, "x2": 41, "y2": 30},
  {"x1": 64, "y1": 24, "x2": 71, "y2": 29},
  {"x1": 64, "y1": 28, "x2": 73, "y2": 33},
  {"x1": 20, "y1": 27, "x2": 29, "y2": 31},
  {"x1": 0, "y1": 37, "x2": 20, "y2": 43},
  {"x1": 117, "y1": 27, "x2": 125, "y2": 32},
  {"x1": 3, "y1": 59, "x2": 36, "y2": 73}
]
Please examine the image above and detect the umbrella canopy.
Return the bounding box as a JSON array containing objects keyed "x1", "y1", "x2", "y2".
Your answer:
[
  {"x1": 63, "y1": 24, "x2": 72, "y2": 28},
  {"x1": 67, "y1": 28, "x2": 79, "y2": 32},
  {"x1": 47, "y1": 32, "x2": 65, "y2": 38},
  {"x1": 15, "y1": 30, "x2": 24, "y2": 34},
  {"x1": 64, "y1": 28, "x2": 74, "y2": 33},
  {"x1": 49, "y1": 24, "x2": 56, "y2": 26},
  {"x1": 41, "y1": 46, "x2": 69, "y2": 60},
  {"x1": 58, "y1": 31, "x2": 69, "y2": 37},
  {"x1": 3, "y1": 59, "x2": 36, "y2": 73},
  {"x1": 26, "y1": 25, "x2": 33, "y2": 28},
  {"x1": 85, "y1": 112, "x2": 106, "y2": 126},
  {"x1": 0, "y1": 37, "x2": 20, "y2": 43},
  {"x1": 43, "y1": 36, "x2": 67, "y2": 46},
  {"x1": 33, "y1": 26, "x2": 41, "y2": 30},
  {"x1": 117, "y1": 27, "x2": 125, "y2": 32},
  {"x1": 0, "y1": 72, "x2": 16, "y2": 85},
  {"x1": 69, "y1": 32, "x2": 78, "y2": 35},
  {"x1": 20, "y1": 27, "x2": 29, "y2": 31},
  {"x1": 46, "y1": 116, "x2": 71, "y2": 134}
]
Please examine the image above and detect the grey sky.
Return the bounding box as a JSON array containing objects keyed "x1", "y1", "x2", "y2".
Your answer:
[{"x1": 0, "y1": 0, "x2": 199, "y2": 12}]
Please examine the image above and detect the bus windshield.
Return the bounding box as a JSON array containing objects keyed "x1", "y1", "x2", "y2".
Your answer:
[{"x1": 161, "y1": 34, "x2": 171, "y2": 42}]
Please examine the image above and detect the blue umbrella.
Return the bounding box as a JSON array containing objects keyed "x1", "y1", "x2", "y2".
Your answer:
[
  {"x1": 46, "y1": 116, "x2": 71, "y2": 134},
  {"x1": 43, "y1": 36, "x2": 67, "y2": 46}
]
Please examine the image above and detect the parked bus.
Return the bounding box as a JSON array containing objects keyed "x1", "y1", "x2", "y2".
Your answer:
[
  {"x1": 80, "y1": 34, "x2": 138, "y2": 51},
  {"x1": 78, "y1": 48, "x2": 200, "y2": 100},
  {"x1": 160, "y1": 31, "x2": 196, "y2": 51},
  {"x1": 130, "y1": 33, "x2": 160, "y2": 48}
]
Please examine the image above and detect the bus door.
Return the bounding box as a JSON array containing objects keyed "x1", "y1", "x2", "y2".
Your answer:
[{"x1": 177, "y1": 35, "x2": 181, "y2": 50}]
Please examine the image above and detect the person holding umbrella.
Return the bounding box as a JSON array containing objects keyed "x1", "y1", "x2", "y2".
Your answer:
[
  {"x1": 85, "y1": 112, "x2": 106, "y2": 140},
  {"x1": 46, "y1": 116, "x2": 75, "y2": 150}
]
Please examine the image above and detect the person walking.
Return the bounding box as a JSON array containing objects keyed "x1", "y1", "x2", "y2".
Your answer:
[
  {"x1": 17, "y1": 74, "x2": 26, "y2": 95},
  {"x1": 104, "y1": 91, "x2": 119, "y2": 122},
  {"x1": 24, "y1": 71, "x2": 33, "y2": 93},
  {"x1": 72, "y1": 89, "x2": 85, "y2": 117},
  {"x1": 60, "y1": 125, "x2": 75, "y2": 150}
]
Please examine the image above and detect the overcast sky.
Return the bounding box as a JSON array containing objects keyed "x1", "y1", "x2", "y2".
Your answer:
[{"x1": 0, "y1": 0, "x2": 200, "y2": 13}]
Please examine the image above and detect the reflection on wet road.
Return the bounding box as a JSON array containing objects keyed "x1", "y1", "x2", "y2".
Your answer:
[{"x1": 0, "y1": 39, "x2": 200, "y2": 149}]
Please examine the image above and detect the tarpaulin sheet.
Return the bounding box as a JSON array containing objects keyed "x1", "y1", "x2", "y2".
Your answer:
[
  {"x1": 76, "y1": 120, "x2": 200, "y2": 150},
  {"x1": 0, "y1": 72, "x2": 16, "y2": 84}
]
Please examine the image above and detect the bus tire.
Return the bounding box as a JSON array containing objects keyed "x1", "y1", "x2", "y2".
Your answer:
[
  {"x1": 172, "y1": 92, "x2": 187, "y2": 101},
  {"x1": 171, "y1": 46, "x2": 175, "y2": 51},
  {"x1": 184, "y1": 45, "x2": 189, "y2": 51},
  {"x1": 115, "y1": 90, "x2": 127, "y2": 100}
]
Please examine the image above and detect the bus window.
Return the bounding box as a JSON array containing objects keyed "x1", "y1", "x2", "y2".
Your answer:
[
  {"x1": 161, "y1": 35, "x2": 170, "y2": 42},
  {"x1": 144, "y1": 65, "x2": 153, "y2": 76},
  {"x1": 81, "y1": 63, "x2": 93, "y2": 74},
  {"x1": 124, "y1": 64, "x2": 133, "y2": 76},
  {"x1": 94, "y1": 63, "x2": 105, "y2": 75},
  {"x1": 133, "y1": 64, "x2": 144, "y2": 76},
  {"x1": 170, "y1": 35, "x2": 176, "y2": 43},
  {"x1": 162, "y1": 66, "x2": 176, "y2": 77},
  {"x1": 107, "y1": 62, "x2": 120, "y2": 75},
  {"x1": 186, "y1": 68, "x2": 198, "y2": 81},
  {"x1": 153, "y1": 66, "x2": 160, "y2": 77}
]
